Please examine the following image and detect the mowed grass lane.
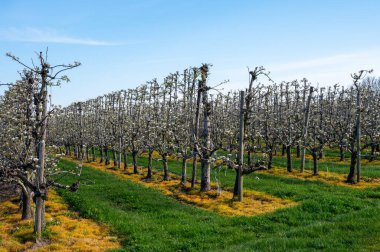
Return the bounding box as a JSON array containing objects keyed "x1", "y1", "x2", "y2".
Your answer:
[{"x1": 56, "y1": 158, "x2": 380, "y2": 251}]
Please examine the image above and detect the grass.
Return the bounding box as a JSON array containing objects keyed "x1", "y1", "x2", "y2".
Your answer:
[
  {"x1": 64, "y1": 157, "x2": 298, "y2": 216},
  {"x1": 56, "y1": 157, "x2": 380, "y2": 251}
]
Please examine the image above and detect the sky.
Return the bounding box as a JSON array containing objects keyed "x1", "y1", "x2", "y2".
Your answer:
[{"x1": 0, "y1": 0, "x2": 379, "y2": 106}]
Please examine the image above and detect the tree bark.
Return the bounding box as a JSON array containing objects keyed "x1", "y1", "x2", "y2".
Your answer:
[
  {"x1": 132, "y1": 150, "x2": 139, "y2": 174},
  {"x1": 312, "y1": 149, "x2": 319, "y2": 175},
  {"x1": 300, "y1": 86, "x2": 313, "y2": 172},
  {"x1": 181, "y1": 157, "x2": 187, "y2": 186},
  {"x1": 286, "y1": 145, "x2": 293, "y2": 172},
  {"x1": 268, "y1": 150, "x2": 273, "y2": 169},
  {"x1": 191, "y1": 156, "x2": 197, "y2": 188},
  {"x1": 92, "y1": 147, "x2": 96, "y2": 162},
  {"x1": 35, "y1": 141, "x2": 46, "y2": 240},
  {"x1": 247, "y1": 149, "x2": 251, "y2": 166},
  {"x1": 319, "y1": 149, "x2": 324, "y2": 159},
  {"x1": 123, "y1": 149, "x2": 128, "y2": 170},
  {"x1": 162, "y1": 154, "x2": 169, "y2": 181},
  {"x1": 200, "y1": 157, "x2": 210, "y2": 191},
  {"x1": 146, "y1": 149, "x2": 153, "y2": 179},
  {"x1": 369, "y1": 144, "x2": 375, "y2": 162},
  {"x1": 105, "y1": 147, "x2": 110, "y2": 165},
  {"x1": 296, "y1": 144, "x2": 300, "y2": 158},
  {"x1": 85, "y1": 146, "x2": 89, "y2": 162},
  {"x1": 347, "y1": 150, "x2": 357, "y2": 183},
  {"x1": 113, "y1": 149, "x2": 118, "y2": 167},
  {"x1": 339, "y1": 145, "x2": 344, "y2": 161},
  {"x1": 99, "y1": 146, "x2": 104, "y2": 163},
  {"x1": 21, "y1": 188, "x2": 32, "y2": 220},
  {"x1": 235, "y1": 90, "x2": 244, "y2": 201}
]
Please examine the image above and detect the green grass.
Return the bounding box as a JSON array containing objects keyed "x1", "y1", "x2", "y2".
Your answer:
[{"x1": 56, "y1": 157, "x2": 380, "y2": 252}]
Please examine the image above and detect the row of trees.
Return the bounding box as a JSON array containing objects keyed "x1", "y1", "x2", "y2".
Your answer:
[{"x1": 49, "y1": 65, "x2": 380, "y2": 197}]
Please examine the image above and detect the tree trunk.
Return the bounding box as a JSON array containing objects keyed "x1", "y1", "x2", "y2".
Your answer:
[
  {"x1": 162, "y1": 154, "x2": 169, "y2": 181},
  {"x1": 235, "y1": 90, "x2": 244, "y2": 201},
  {"x1": 80, "y1": 145, "x2": 84, "y2": 160},
  {"x1": 118, "y1": 138, "x2": 122, "y2": 169},
  {"x1": 339, "y1": 145, "x2": 344, "y2": 161},
  {"x1": 191, "y1": 155, "x2": 197, "y2": 188},
  {"x1": 286, "y1": 145, "x2": 293, "y2": 172},
  {"x1": 369, "y1": 144, "x2": 375, "y2": 162},
  {"x1": 35, "y1": 141, "x2": 46, "y2": 240},
  {"x1": 282, "y1": 144, "x2": 286, "y2": 156},
  {"x1": 247, "y1": 149, "x2": 251, "y2": 166},
  {"x1": 347, "y1": 151, "x2": 357, "y2": 184},
  {"x1": 181, "y1": 157, "x2": 187, "y2": 186},
  {"x1": 312, "y1": 149, "x2": 319, "y2": 175},
  {"x1": 296, "y1": 144, "x2": 300, "y2": 158},
  {"x1": 92, "y1": 147, "x2": 96, "y2": 162},
  {"x1": 233, "y1": 170, "x2": 239, "y2": 197},
  {"x1": 300, "y1": 86, "x2": 313, "y2": 172},
  {"x1": 200, "y1": 157, "x2": 210, "y2": 191},
  {"x1": 105, "y1": 147, "x2": 110, "y2": 165},
  {"x1": 268, "y1": 149, "x2": 273, "y2": 169},
  {"x1": 99, "y1": 146, "x2": 104, "y2": 163},
  {"x1": 146, "y1": 149, "x2": 153, "y2": 179},
  {"x1": 132, "y1": 150, "x2": 139, "y2": 174},
  {"x1": 21, "y1": 188, "x2": 32, "y2": 220},
  {"x1": 123, "y1": 149, "x2": 128, "y2": 170},
  {"x1": 274, "y1": 145, "x2": 277, "y2": 156},
  {"x1": 74, "y1": 145, "x2": 79, "y2": 159},
  {"x1": 85, "y1": 146, "x2": 89, "y2": 162},
  {"x1": 113, "y1": 149, "x2": 118, "y2": 167},
  {"x1": 319, "y1": 148, "x2": 324, "y2": 159}
]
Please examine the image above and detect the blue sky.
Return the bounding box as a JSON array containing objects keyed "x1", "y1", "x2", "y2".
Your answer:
[{"x1": 1, "y1": 0, "x2": 379, "y2": 106}]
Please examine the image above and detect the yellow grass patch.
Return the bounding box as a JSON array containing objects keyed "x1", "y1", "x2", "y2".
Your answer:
[
  {"x1": 0, "y1": 190, "x2": 120, "y2": 252},
  {"x1": 260, "y1": 166, "x2": 380, "y2": 189},
  {"x1": 64, "y1": 157, "x2": 297, "y2": 217}
]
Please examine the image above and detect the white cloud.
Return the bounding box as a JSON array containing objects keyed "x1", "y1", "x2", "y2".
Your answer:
[{"x1": 0, "y1": 27, "x2": 121, "y2": 46}]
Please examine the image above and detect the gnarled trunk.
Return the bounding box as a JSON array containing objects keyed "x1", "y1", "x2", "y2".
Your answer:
[
  {"x1": 21, "y1": 188, "x2": 32, "y2": 220},
  {"x1": 200, "y1": 156, "x2": 210, "y2": 192}
]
